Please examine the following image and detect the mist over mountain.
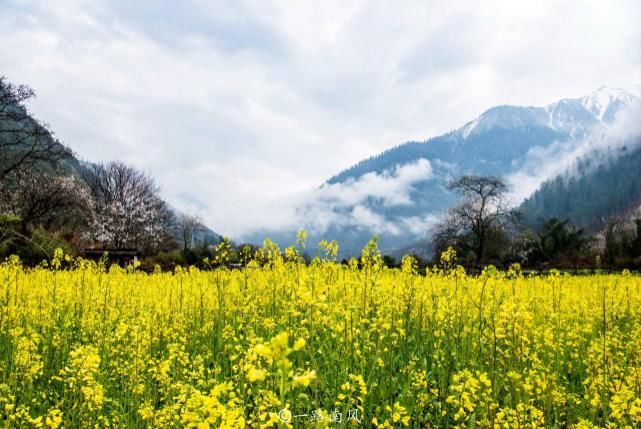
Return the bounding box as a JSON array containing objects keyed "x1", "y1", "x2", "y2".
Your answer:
[
  {"x1": 248, "y1": 86, "x2": 641, "y2": 257},
  {"x1": 521, "y1": 140, "x2": 641, "y2": 230},
  {"x1": 521, "y1": 100, "x2": 641, "y2": 230}
]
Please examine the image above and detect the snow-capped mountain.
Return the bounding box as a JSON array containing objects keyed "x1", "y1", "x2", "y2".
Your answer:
[
  {"x1": 462, "y1": 86, "x2": 638, "y2": 141},
  {"x1": 579, "y1": 86, "x2": 638, "y2": 121},
  {"x1": 253, "y1": 86, "x2": 641, "y2": 257}
]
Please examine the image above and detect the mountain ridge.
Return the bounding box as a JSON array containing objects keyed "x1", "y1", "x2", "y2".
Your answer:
[
  {"x1": 262, "y1": 85, "x2": 641, "y2": 257},
  {"x1": 331, "y1": 85, "x2": 639, "y2": 186}
]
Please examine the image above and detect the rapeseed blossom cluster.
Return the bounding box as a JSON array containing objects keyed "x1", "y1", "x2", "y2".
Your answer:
[{"x1": 0, "y1": 239, "x2": 640, "y2": 427}]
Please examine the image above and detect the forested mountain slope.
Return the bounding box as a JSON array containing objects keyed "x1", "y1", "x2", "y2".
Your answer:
[{"x1": 521, "y1": 138, "x2": 641, "y2": 229}]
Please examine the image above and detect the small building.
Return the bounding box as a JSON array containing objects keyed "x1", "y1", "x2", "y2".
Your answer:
[{"x1": 82, "y1": 248, "x2": 140, "y2": 267}]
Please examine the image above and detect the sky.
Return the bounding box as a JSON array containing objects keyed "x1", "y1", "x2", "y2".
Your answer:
[{"x1": 1, "y1": 0, "x2": 640, "y2": 237}]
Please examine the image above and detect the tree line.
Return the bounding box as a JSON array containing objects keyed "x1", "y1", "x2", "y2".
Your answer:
[
  {"x1": 429, "y1": 174, "x2": 641, "y2": 270},
  {"x1": 3, "y1": 75, "x2": 640, "y2": 270},
  {"x1": 0, "y1": 76, "x2": 217, "y2": 265}
]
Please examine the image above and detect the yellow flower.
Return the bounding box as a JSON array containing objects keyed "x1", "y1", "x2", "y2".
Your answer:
[
  {"x1": 293, "y1": 370, "x2": 316, "y2": 388},
  {"x1": 253, "y1": 344, "x2": 273, "y2": 360},
  {"x1": 293, "y1": 338, "x2": 306, "y2": 351},
  {"x1": 247, "y1": 367, "x2": 267, "y2": 383},
  {"x1": 45, "y1": 408, "x2": 63, "y2": 429}
]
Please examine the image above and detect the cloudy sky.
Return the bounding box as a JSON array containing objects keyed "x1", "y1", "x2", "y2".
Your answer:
[{"x1": 1, "y1": 0, "x2": 640, "y2": 237}]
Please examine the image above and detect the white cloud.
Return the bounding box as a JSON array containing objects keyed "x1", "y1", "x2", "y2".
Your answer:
[
  {"x1": 234, "y1": 158, "x2": 433, "y2": 238},
  {"x1": 399, "y1": 214, "x2": 442, "y2": 236},
  {"x1": 349, "y1": 206, "x2": 400, "y2": 235},
  {"x1": 609, "y1": 101, "x2": 641, "y2": 140},
  {"x1": 315, "y1": 158, "x2": 432, "y2": 208},
  {"x1": 507, "y1": 100, "x2": 641, "y2": 203},
  {"x1": 1, "y1": 0, "x2": 640, "y2": 237}
]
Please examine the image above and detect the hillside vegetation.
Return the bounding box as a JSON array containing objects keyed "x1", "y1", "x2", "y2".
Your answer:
[
  {"x1": 522, "y1": 141, "x2": 641, "y2": 228},
  {"x1": 1, "y1": 76, "x2": 220, "y2": 264}
]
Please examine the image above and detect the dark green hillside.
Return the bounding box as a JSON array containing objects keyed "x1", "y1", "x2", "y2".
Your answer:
[{"x1": 521, "y1": 140, "x2": 641, "y2": 228}]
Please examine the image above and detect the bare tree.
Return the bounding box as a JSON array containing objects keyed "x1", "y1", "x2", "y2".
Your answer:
[
  {"x1": 177, "y1": 213, "x2": 203, "y2": 252},
  {"x1": 81, "y1": 161, "x2": 175, "y2": 253},
  {"x1": 436, "y1": 175, "x2": 510, "y2": 265},
  {"x1": 600, "y1": 212, "x2": 625, "y2": 265},
  {"x1": 0, "y1": 76, "x2": 72, "y2": 182}
]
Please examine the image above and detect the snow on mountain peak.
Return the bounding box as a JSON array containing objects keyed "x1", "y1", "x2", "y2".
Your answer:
[
  {"x1": 579, "y1": 86, "x2": 638, "y2": 121},
  {"x1": 461, "y1": 119, "x2": 479, "y2": 139},
  {"x1": 456, "y1": 85, "x2": 639, "y2": 141},
  {"x1": 459, "y1": 105, "x2": 549, "y2": 139}
]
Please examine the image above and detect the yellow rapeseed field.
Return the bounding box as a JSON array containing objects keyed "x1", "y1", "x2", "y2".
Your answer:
[{"x1": 1, "y1": 238, "x2": 640, "y2": 428}]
